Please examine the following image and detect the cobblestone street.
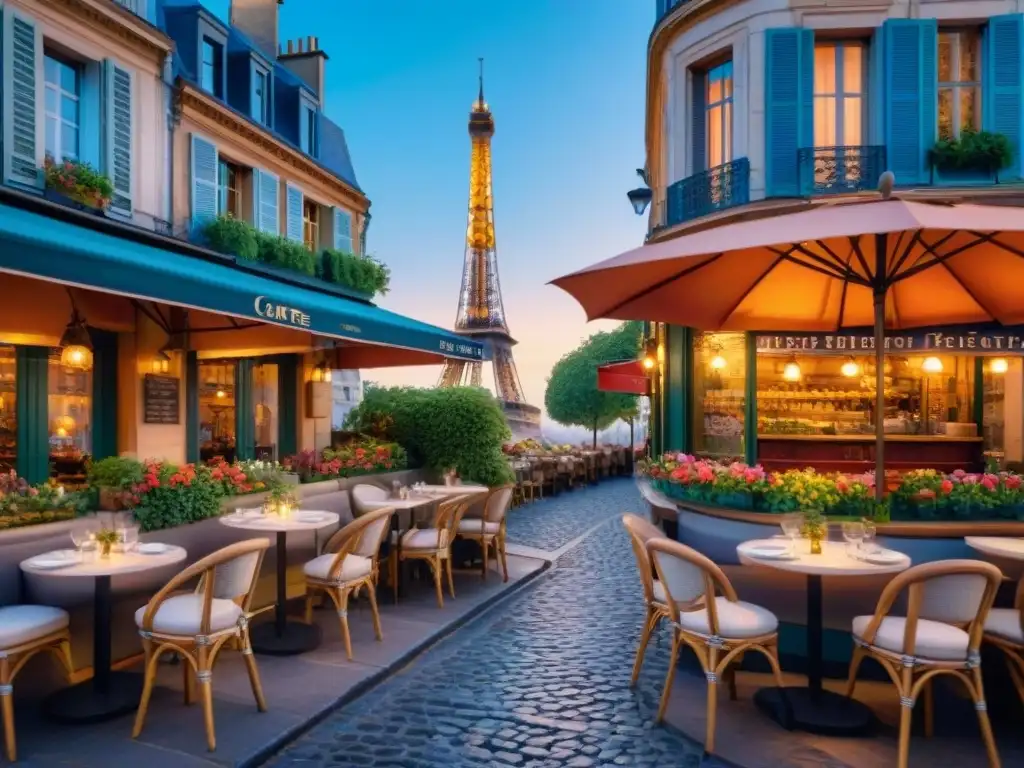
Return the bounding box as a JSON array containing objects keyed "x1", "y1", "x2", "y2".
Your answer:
[{"x1": 263, "y1": 478, "x2": 719, "y2": 767}]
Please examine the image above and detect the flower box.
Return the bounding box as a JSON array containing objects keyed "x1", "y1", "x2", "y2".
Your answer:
[{"x1": 44, "y1": 187, "x2": 106, "y2": 215}]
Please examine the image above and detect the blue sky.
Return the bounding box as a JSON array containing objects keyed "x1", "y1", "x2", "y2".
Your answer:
[{"x1": 209, "y1": 0, "x2": 650, "y2": 415}]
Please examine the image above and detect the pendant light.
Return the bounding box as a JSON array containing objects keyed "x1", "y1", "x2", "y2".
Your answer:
[
  {"x1": 922, "y1": 356, "x2": 944, "y2": 374},
  {"x1": 990, "y1": 358, "x2": 1009, "y2": 374},
  {"x1": 782, "y1": 356, "x2": 802, "y2": 382},
  {"x1": 710, "y1": 345, "x2": 727, "y2": 370},
  {"x1": 840, "y1": 357, "x2": 860, "y2": 378},
  {"x1": 59, "y1": 291, "x2": 93, "y2": 372}
]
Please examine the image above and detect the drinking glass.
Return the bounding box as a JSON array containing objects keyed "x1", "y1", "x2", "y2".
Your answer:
[
  {"x1": 861, "y1": 518, "x2": 878, "y2": 554},
  {"x1": 779, "y1": 514, "x2": 802, "y2": 555},
  {"x1": 842, "y1": 521, "x2": 866, "y2": 558}
]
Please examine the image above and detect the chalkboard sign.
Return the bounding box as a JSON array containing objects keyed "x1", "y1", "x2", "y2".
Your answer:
[{"x1": 143, "y1": 374, "x2": 180, "y2": 424}]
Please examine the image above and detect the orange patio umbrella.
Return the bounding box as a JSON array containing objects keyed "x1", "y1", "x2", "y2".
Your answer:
[{"x1": 551, "y1": 196, "x2": 1024, "y2": 499}]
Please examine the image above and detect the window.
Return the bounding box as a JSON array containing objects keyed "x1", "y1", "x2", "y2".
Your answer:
[
  {"x1": 218, "y1": 160, "x2": 241, "y2": 218},
  {"x1": 44, "y1": 53, "x2": 81, "y2": 162},
  {"x1": 342, "y1": 386, "x2": 351, "y2": 402},
  {"x1": 303, "y1": 199, "x2": 319, "y2": 251},
  {"x1": 813, "y1": 43, "x2": 865, "y2": 146},
  {"x1": 706, "y1": 61, "x2": 733, "y2": 168},
  {"x1": 253, "y1": 362, "x2": 278, "y2": 461},
  {"x1": 198, "y1": 360, "x2": 236, "y2": 463},
  {"x1": 201, "y1": 37, "x2": 223, "y2": 99},
  {"x1": 692, "y1": 332, "x2": 746, "y2": 458},
  {"x1": 301, "y1": 105, "x2": 317, "y2": 154},
  {"x1": 253, "y1": 68, "x2": 269, "y2": 125},
  {"x1": 0, "y1": 346, "x2": 16, "y2": 474},
  {"x1": 48, "y1": 351, "x2": 92, "y2": 483},
  {"x1": 938, "y1": 31, "x2": 981, "y2": 140}
]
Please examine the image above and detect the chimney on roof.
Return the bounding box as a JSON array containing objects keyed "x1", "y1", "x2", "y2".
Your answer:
[
  {"x1": 229, "y1": 0, "x2": 283, "y2": 61},
  {"x1": 278, "y1": 35, "x2": 328, "y2": 105}
]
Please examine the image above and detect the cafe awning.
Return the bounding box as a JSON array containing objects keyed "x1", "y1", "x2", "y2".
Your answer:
[
  {"x1": 0, "y1": 201, "x2": 483, "y2": 364},
  {"x1": 597, "y1": 360, "x2": 649, "y2": 394}
]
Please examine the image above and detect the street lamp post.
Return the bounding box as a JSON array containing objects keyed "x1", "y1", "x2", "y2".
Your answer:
[{"x1": 627, "y1": 168, "x2": 652, "y2": 216}]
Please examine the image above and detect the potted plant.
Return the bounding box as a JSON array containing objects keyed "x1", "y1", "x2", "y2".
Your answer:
[
  {"x1": 87, "y1": 457, "x2": 144, "y2": 511},
  {"x1": 929, "y1": 129, "x2": 1013, "y2": 184},
  {"x1": 94, "y1": 527, "x2": 121, "y2": 558},
  {"x1": 43, "y1": 156, "x2": 114, "y2": 212}
]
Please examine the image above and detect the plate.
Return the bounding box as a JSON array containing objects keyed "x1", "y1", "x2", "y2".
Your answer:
[
  {"x1": 745, "y1": 543, "x2": 796, "y2": 560},
  {"x1": 862, "y1": 549, "x2": 904, "y2": 565},
  {"x1": 30, "y1": 551, "x2": 77, "y2": 570},
  {"x1": 293, "y1": 512, "x2": 326, "y2": 524},
  {"x1": 138, "y1": 543, "x2": 169, "y2": 555}
]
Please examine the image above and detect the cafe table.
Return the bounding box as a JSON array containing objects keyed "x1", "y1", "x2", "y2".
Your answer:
[
  {"x1": 219, "y1": 510, "x2": 338, "y2": 655},
  {"x1": 965, "y1": 536, "x2": 1024, "y2": 561},
  {"x1": 736, "y1": 538, "x2": 910, "y2": 736},
  {"x1": 20, "y1": 543, "x2": 187, "y2": 723}
]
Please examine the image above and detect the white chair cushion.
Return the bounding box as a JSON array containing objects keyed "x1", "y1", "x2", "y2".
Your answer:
[
  {"x1": 652, "y1": 580, "x2": 667, "y2": 605},
  {"x1": 0, "y1": 605, "x2": 69, "y2": 648},
  {"x1": 457, "y1": 519, "x2": 500, "y2": 535},
  {"x1": 678, "y1": 597, "x2": 778, "y2": 639},
  {"x1": 134, "y1": 595, "x2": 242, "y2": 636},
  {"x1": 304, "y1": 553, "x2": 373, "y2": 583},
  {"x1": 852, "y1": 615, "x2": 971, "y2": 661},
  {"x1": 402, "y1": 528, "x2": 448, "y2": 550},
  {"x1": 984, "y1": 608, "x2": 1024, "y2": 644}
]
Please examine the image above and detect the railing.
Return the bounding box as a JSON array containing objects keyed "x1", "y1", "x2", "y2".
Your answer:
[
  {"x1": 655, "y1": 0, "x2": 692, "y2": 23},
  {"x1": 797, "y1": 145, "x2": 887, "y2": 196},
  {"x1": 664, "y1": 158, "x2": 750, "y2": 227}
]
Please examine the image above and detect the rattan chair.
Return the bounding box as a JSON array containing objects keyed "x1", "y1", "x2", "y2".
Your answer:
[
  {"x1": 647, "y1": 538, "x2": 786, "y2": 753},
  {"x1": 622, "y1": 514, "x2": 670, "y2": 686},
  {"x1": 393, "y1": 494, "x2": 476, "y2": 607},
  {"x1": 303, "y1": 507, "x2": 393, "y2": 660},
  {"x1": 0, "y1": 606, "x2": 73, "y2": 761},
  {"x1": 457, "y1": 485, "x2": 514, "y2": 581},
  {"x1": 133, "y1": 538, "x2": 270, "y2": 752},
  {"x1": 845, "y1": 559, "x2": 1003, "y2": 768},
  {"x1": 984, "y1": 576, "x2": 1024, "y2": 710}
]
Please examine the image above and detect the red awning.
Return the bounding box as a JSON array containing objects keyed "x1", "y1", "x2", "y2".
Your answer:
[{"x1": 597, "y1": 360, "x2": 649, "y2": 394}]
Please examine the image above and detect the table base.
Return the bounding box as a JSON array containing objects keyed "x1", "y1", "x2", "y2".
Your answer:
[
  {"x1": 250, "y1": 620, "x2": 321, "y2": 656},
  {"x1": 754, "y1": 686, "x2": 874, "y2": 736},
  {"x1": 43, "y1": 672, "x2": 143, "y2": 724}
]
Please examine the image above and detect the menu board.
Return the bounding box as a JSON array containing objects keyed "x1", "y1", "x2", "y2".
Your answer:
[{"x1": 143, "y1": 374, "x2": 180, "y2": 424}]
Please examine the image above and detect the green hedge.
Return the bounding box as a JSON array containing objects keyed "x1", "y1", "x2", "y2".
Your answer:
[{"x1": 344, "y1": 385, "x2": 513, "y2": 487}]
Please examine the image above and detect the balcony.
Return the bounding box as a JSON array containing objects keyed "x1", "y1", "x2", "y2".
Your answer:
[
  {"x1": 664, "y1": 158, "x2": 750, "y2": 228},
  {"x1": 655, "y1": 0, "x2": 692, "y2": 23},
  {"x1": 797, "y1": 146, "x2": 887, "y2": 196}
]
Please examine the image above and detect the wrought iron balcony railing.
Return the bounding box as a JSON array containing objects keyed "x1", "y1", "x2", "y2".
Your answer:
[
  {"x1": 664, "y1": 158, "x2": 750, "y2": 228},
  {"x1": 797, "y1": 145, "x2": 887, "y2": 196}
]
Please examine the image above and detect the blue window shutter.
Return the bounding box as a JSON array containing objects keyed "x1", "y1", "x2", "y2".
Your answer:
[
  {"x1": 2, "y1": 12, "x2": 43, "y2": 187},
  {"x1": 691, "y1": 70, "x2": 706, "y2": 173},
  {"x1": 254, "y1": 168, "x2": 279, "y2": 233},
  {"x1": 103, "y1": 59, "x2": 133, "y2": 216},
  {"x1": 985, "y1": 15, "x2": 1023, "y2": 180},
  {"x1": 333, "y1": 208, "x2": 353, "y2": 252},
  {"x1": 884, "y1": 19, "x2": 937, "y2": 185},
  {"x1": 765, "y1": 28, "x2": 814, "y2": 197},
  {"x1": 189, "y1": 134, "x2": 217, "y2": 229},
  {"x1": 285, "y1": 184, "x2": 303, "y2": 242}
]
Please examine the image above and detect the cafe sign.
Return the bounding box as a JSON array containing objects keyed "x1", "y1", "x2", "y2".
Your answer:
[
  {"x1": 440, "y1": 339, "x2": 483, "y2": 359},
  {"x1": 757, "y1": 326, "x2": 1024, "y2": 355},
  {"x1": 254, "y1": 296, "x2": 311, "y2": 328}
]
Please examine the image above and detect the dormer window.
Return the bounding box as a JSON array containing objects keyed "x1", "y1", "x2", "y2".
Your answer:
[
  {"x1": 300, "y1": 101, "x2": 317, "y2": 155},
  {"x1": 253, "y1": 65, "x2": 270, "y2": 125},
  {"x1": 201, "y1": 36, "x2": 224, "y2": 98}
]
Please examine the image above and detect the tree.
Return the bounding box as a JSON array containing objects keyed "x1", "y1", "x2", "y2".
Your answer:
[{"x1": 545, "y1": 321, "x2": 642, "y2": 447}]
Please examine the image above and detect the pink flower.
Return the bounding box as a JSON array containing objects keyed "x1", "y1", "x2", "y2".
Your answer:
[
  {"x1": 697, "y1": 465, "x2": 714, "y2": 483},
  {"x1": 1006, "y1": 475, "x2": 1022, "y2": 490},
  {"x1": 981, "y1": 474, "x2": 998, "y2": 491},
  {"x1": 952, "y1": 469, "x2": 967, "y2": 479}
]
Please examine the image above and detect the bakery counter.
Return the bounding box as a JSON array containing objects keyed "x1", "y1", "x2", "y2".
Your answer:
[{"x1": 757, "y1": 434, "x2": 984, "y2": 474}]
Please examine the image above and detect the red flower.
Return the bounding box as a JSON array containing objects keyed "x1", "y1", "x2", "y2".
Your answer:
[{"x1": 940, "y1": 479, "x2": 954, "y2": 494}]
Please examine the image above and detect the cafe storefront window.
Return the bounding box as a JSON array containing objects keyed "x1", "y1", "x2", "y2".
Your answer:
[
  {"x1": 693, "y1": 331, "x2": 746, "y2": 459},
  {"x1": 254, "y1": 361, "x2": 279, "y2": 460},
  {"x1": 982, "y1": 357, "x2": 1023, "y2": 466},
  {"x1": 48, "y1": 350, "x2": 91, "y2": 484},
  {"x1": 199, "y1": 360, "x2": 237, "y2": 463},
  {"x1": 0, "y1": 345, "x2": 15, "y2": 473}
]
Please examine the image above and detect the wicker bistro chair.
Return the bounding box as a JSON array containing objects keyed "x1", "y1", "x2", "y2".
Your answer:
[
  {"x1": 0, "y1": 605, "x2": 73, "y2": 761},
  {"x1": 133, "y1": 538, "x2": 271, "y2": 752},
  {"x1": 393, "y1": 494, "x2": 477, "y2": 608},
  {"x1": 457, "y1": 485, "x2": 514, "y2": 581},
  {"x1": 622, "y1": 514, "x2": 671, "y2": 686},
  {"x1": 647, "y1": 538, "x2": 786, "y2": 754},
  {"x1": 303, "y1": 508, "x2": 393, "y2": 660},
  {"x1": 984, "y1": 577, "x2": 1024, "y2": 709},
  {"x1": 846, "y1": 560, "x2": 1003, "y2": 768},
  {"x1": 351, "y1": 483, "x2": 389, "y2": 517}
]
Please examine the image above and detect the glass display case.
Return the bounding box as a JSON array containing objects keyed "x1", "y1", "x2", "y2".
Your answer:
[
  {"x1": 693, "y1": 332, "x2": 746, "y2": 458},
  {"x1": 253, "y1": 361, "x2": 279, "y2": 460}
]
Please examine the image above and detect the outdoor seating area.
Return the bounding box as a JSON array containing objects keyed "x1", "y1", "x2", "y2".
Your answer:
[
  {"x1": 0, "y1": 478, "x2": 544, "y2": 764},
  {"x1": 506, "y1": 440, "x2": 633, "y2": 504}
]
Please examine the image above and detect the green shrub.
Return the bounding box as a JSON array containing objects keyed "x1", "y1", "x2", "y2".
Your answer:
[
  {"x1": 345, "y1": 385, "x2": 513, "y2": 487},
  {"x1": 930, "y1": 129, "x2": 1013, "y2": 173},
  {"x1": 320, "y1": 249, "x2": 391, "y2": 296},
  {"x1": 87, "y1": 456, "x2": 144, "y2": 489},
  {"x1": 131, "y1": 462, "x2": 226, "y2": 532},
  {"x1": 254, "y1": 231, "x2": 317, "y2": 276},
  {"x1": 202, "y1": 215, "x2": 259, "y2": 260}
]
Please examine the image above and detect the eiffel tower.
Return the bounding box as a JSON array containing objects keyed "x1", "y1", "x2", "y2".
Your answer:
[{"x1": 438, "y1": 61, "x2": 540, "y2": 438}]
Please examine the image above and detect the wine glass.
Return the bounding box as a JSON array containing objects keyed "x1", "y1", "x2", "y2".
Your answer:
[
  {"x1": 779, "y1": 514, "x2": 802, "y2": 555},
  {"x1": 842, "y1": 521, "x2": 866, "y2": 558}
]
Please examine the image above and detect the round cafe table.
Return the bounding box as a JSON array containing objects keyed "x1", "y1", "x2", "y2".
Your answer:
[
  {"x1": 20, "y1": 544, "x2": 187, "y2": 723},
  {"x1": 219, "y1": 510, "x2": 339, "y2": 655},
  {"x1": 737, "y1": 538, "x2": 911, "y2": 736},
  {"x1": 965, "y1": 536, "x2": 1024, "y2": 561}
]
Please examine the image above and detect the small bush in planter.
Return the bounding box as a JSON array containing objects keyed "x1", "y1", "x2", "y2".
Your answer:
[
  {"x1": 44, "y1": 156, "x2": 114, "y2": 209},
  {"x1": 929, "y1": 129, "x2": 1013, "y2": 174},
  {"x1": 254, "y1": 231, "x2": 317, "y2": 276},
  {"x1": 87, "y1": 456, "x2": 144, "y2": 510},
  {"x1": 202, "y1": 215, "x2": 258, "y2": 260},
  {"x1": 320, "y1": 248, "x2": 391, "y2": 297}
]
